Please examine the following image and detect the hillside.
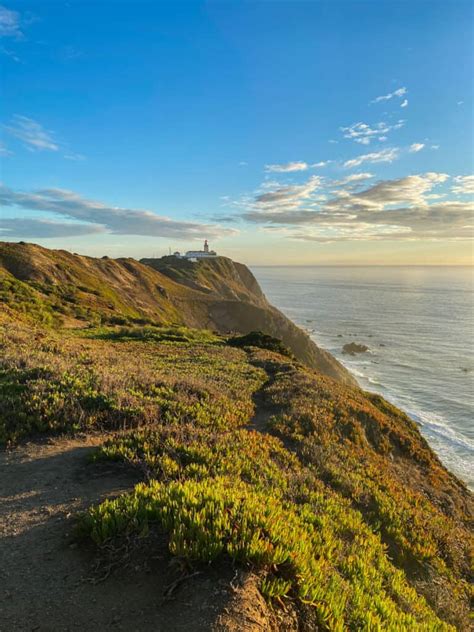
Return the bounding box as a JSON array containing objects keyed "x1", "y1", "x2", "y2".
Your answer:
[
  {"x1": 0, "y1": 242, "x2": 354, "y2": 385},
  {"x1": 0, "y1": 241, "x2": 472, "y2": 631}
]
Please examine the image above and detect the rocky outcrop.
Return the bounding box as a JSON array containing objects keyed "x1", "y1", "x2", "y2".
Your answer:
[{"x1": 343, "y1": 342, "x2": 369, "y2": 356}]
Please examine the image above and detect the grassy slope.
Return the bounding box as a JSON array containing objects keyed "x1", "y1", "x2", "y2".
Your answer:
[
  {"x1": 0, "y1": 242, "x2": 355, "y2": 384},
  {"x1": 0, "y1": 242, "x2": 472, "y2": 629},
  {"x1": 1, "y1": 311, "x2": 472, "y2": 629}
]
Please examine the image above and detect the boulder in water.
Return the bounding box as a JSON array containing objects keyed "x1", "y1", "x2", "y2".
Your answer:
[{"x1": 343, "y1": 342, "x2": 369, "y2": 356}]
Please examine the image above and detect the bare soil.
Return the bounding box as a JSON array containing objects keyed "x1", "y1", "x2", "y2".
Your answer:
[{"x1": 0, "y1": 435, "x2": 284, "y2": 631}]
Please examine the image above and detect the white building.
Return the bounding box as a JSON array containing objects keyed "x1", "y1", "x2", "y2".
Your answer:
[{"x1": 173, "y1": 240, "x2": 218, "y2": 262}]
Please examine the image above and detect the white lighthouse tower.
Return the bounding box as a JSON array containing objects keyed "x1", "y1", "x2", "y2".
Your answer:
[{"x1": 175, "y1": 239, "x2": 217, "y2": 261}]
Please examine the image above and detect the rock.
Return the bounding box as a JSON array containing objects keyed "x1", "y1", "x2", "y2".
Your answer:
[{"x1": 342, "y1": 342, "x2": 369, "y2": 356}]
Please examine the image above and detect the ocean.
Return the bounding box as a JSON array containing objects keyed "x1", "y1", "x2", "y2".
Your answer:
[{"x1": 252, "y1": 266, "x2": 474, "y2": 489}]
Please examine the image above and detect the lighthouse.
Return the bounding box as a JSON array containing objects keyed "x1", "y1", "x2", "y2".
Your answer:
[{"x1": 173, "y1": 240, "x2": 218, "y2": 261}]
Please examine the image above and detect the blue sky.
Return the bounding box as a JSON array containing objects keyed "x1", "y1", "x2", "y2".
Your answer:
[{"x1": 0, "y1": 0, "x2": 473, "y2": 264}]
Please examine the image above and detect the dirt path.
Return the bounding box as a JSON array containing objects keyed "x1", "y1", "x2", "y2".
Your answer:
[{"x1": 0, "y1": 436, "x2": 264, "y2": 632}]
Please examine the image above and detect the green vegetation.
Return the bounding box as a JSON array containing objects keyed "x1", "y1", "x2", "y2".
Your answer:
[
  {"x1": 0, "y1": 242, "x2": 472, "y2": 630},
  {"x1": 79, "y1": 477, "x2": 452, "y2": 631},
  {"x1": 226, "y1": 330, "x2": 294, "y2": 358}
]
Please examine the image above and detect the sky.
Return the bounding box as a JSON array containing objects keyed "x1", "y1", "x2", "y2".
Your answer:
[{"x1": 0, "y1": 0, "x2": 473, "y2": 265}]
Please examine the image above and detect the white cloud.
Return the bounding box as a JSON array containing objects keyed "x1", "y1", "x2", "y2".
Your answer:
[
  {"x1": 409, "y1": 143, "x2": 425, "y2": 153},
  {"x1": 348, "y1": 173, "x2": 449, "y2": 209},
  {"x1": 0, "y1": 5, "x2": 21, "y2": 38},
  {"x1": 4, "y1": 115, "x2": 59, "y2": 151},
  {"x1": 0, "y1": 141, "x2": 12, "y2": 155},
  {"x1": 265, "y1": 161, "x2": 309, "y2": 173},
  {"x1": 431, "y1": 145, "x2": 440, "y2": 150},
  {"x1": 341, "y1": 120, "x2": 404, "y2": 145},
  {"x1": 400, "y1": 99, "x2": 408, "y2": 108},
  {"x1": 312, "y1": 161, "x2": 331, "y2": 168},
  {"x1": 371, "y1": 87, "x2": 407, "y2": 104},
  {"x1": 452, "y1": 175, "x2": 474, "y2": 195},
  {"x1": 333, "y1": 173, "x2": 374, "y2": 186},
  {"x1": 64, "y1": 152, "x2": 86, "y2": 161},
  {"x1": 0, "y1": 44, "x2": 19, "y2": 61},
  {"x1": 240, "y1": 173, "x2": 472, "y2": 243},
  {"x1": 255, "y1": 175, "x2": 322, "y2": 209},
  {"x1": 344, "y1": 148, "x2": 399, "y2": 168},
  {"x1": 0, "y1": 185, "x2": 238, "y2": 240}
]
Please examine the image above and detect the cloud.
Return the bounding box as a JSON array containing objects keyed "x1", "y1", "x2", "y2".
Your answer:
[
  {"x1": 0, "y1": 141, "x2": 12, "y2": 155},
  {"x1": 333, "y1": 173, "x2": 374, "y2": 186},
  {"x1": 452, "y1": 175, "x2": 474, "y2": 195},
  {"x1": 409, "y1": 143, "x2": 425, "y2": 153},
  {"x1": 348, "y1": 173, "x2": 449, "y2": 209},
  {"x1": 0, "y1": 218, "x2": 104, "y2": 239},
  {"x1": 312, "y1": 161, "x2": 331, "y2": 168},
  {"x1": 0, "y1": 185, "x2": 238, "y2": 240},
  {"x1": 340, "y1": 120, "x2": 404, "y2": 145},
  {"x1": 4, "y1": 115, "x2": 59, "y2": 151},
  {"x1": 344, "y1": 148, "x2": 399, "y2": 168},
  {"x1": 265, "y1": 161, "x2": 309, "y2": 173},
  {"x1": 0, "y1": 5, "x2": 21, "y2": 38},
  {"x1": 371, "y1": 87, "x2": 407, "y2": 104},
  {"x1": 240, "y1": 173, "x2": 472, "y2": 243},
  {"x1": 64, "y1": 152, "x2": 86, "y2": 161},
  {"x1": 400, "y1": 99, "x2": 408, "y2": 108},
  {"x1": 254, "y1": 175, "x2": 322, "y2": 209},
  {"x1": 0, "y1": 44, "x2": 19, "y2": 61}
]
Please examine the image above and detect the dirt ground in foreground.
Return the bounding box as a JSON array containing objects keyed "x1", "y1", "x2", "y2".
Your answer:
[{"x1": 0, "y1": 436, "x2": 287, "y2": 632}]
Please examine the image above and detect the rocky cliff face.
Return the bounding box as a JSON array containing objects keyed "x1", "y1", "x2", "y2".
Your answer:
[
  {"x1": 141, "y1": 256, "x2": 356, "y2": 385},
  {"x1": 0, "y1": 243, "x2": 355, "y2": 385}
]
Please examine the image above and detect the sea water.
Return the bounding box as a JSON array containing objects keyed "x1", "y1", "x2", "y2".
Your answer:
[{"x1": 252, "y1": 266, "x2": 474, "y2": 489}]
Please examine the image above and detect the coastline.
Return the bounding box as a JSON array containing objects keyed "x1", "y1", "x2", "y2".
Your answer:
[{"x1": 252, "y1": 265, "x2": 474, "y2": 491}]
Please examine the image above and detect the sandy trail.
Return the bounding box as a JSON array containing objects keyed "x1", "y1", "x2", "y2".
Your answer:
[{"x1": 0, "y1": 436, "x2": 246, "y2": 632}]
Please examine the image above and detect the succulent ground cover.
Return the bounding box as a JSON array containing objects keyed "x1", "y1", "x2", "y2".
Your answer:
[{"x1": 1, "y1": 308, "x2": 472, "y2": 630}]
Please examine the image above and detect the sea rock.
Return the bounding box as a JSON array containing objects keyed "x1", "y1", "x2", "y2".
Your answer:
[{"x1": 342, "y1": 342, "x2": 369, "y2": 356}]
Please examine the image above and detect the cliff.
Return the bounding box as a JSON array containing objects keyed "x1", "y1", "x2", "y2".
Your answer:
[
  {"x1": 0, "y1": 241, "x2": 472, "y2": 631},
  {"x1": 0, "y1": 242, "x2": 355, "y2": 385}
]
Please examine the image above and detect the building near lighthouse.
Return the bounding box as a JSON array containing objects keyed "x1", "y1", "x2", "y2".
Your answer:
[{"x1": 173, "y1": 240, "x2": 218, "y2": 262}]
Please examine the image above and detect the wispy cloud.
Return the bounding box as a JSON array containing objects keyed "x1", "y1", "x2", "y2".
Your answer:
[
  {"x1": 0, "y1": 186, "x2": 238, "y2": 240},
  {"x1": 239, "y1": 173, "x2": 473, "y2": 243},
  {"x1": 0, "y1": 44, "x2": 19, "y2": 61},
  {"x1": 265, "y1": 161, "x2": 309, "y2": 173},
  {"x1": 341, "y1": 120, "x2": 404, "y2": 145},
  {"x1": 452, "y1": 175, "x2": 474, "y2": 195},
  {"x1": 64, "y1": 152, "x2": 86, "y2": 162},
  {"x1": 0, "y1": 141, "x2": 12, "y2": 155},
  {"x1": 344, "y1": 148, "x2": 399, "y2": 168},
  {"x1": 409, "y1": 143, "x2": 425, "y2": 153},
  {"x1": 347, "y1": 173, "x2": 449, "y2": 209},
  {"x1": 0, "y1": 218, "x2": 104, "y2": 239},
  {"x1": 4, "y1": 115, "x2": 59, "y2": 151},
  {"x1": 400, "y1": 99, "x2": 408, "y2": 108},
  {"x1": 333, "y1": 173, "x2": 374, "y2": 186},
  {"x1": 254, "y1": 175, "x2": 322, "y2": 210},
  {"x1": 0, "y1": 5, "x2": 21, "y2": 38},
  {"x1": 371, "y1": 87, "x2": 407, "y2": 104}
]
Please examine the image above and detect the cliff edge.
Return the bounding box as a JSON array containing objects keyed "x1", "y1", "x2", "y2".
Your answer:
[{"x1": 0, "y1": 242, "x2": 355, "y2": 385}]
